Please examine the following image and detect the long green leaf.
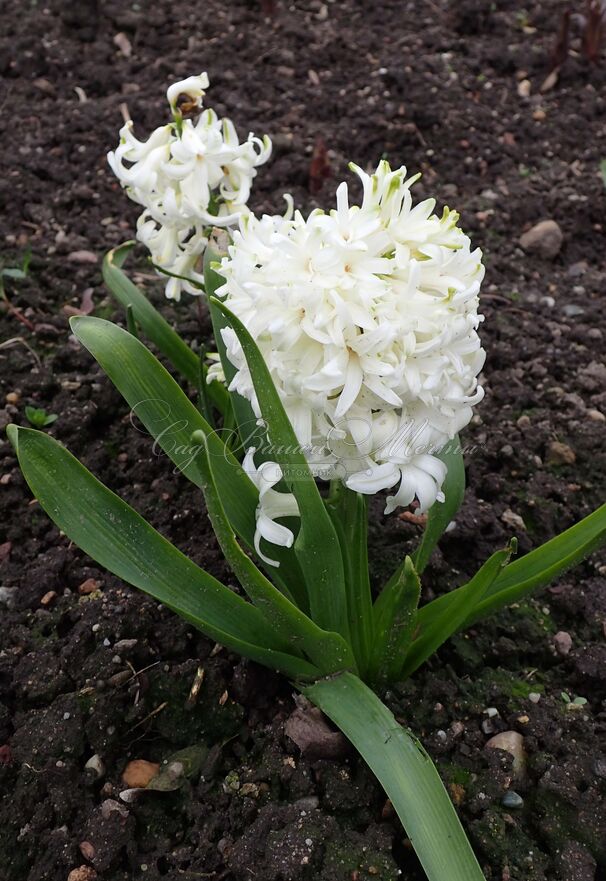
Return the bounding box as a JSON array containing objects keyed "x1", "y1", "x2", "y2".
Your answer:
[
  {"x1": 418, "y1": 503, "x2": 606, "y2": 632},
  {"x1": 70, "y1": 315, "x2": 307, "y2": 602},
  {"x1": 371, "y1": 556, "x2": 420, "y2": 684},
  {"x1": 401, "y1": 541, "x2": 516, "y2": 679},
  {"x1": 103, "y1": 243, "x2": 229, "y2": 414},
  {"x1": 211, "y1": 298, "x2": 350, "y2": 641},
  {"x1": 413, "y1": 439, "x2": 465, "y2": 575},
  {"x1": 326, "y1": 484, "x2": 374, "y2": 678},
  {"x1": 7, "y1": 425, "x2": 317, "y2": 680},
  {"x1": 305, "y1": 673, "x2": 486, "y2": 881},
  {"x1": 193, "y1": 431, "x2": 356, "y2": 675}
]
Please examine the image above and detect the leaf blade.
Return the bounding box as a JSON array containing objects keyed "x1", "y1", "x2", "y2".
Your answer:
[
  {"x1": 305, "y1": 672, "x2": 486, "y2": 881},
  {"x1": 7, "y1": 425, "x2": 317, "y2": 680}
]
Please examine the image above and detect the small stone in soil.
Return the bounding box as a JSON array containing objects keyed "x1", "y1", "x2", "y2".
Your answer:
[
  {"x1": 485, "y1": 731, "x2": 526, "y2": 779},
  {"x1": 121, "y1": 759, "x2": 160, "y2": 788},
  {"x1": 546, "y1": 441, "x2": 576, "y2": 466},
  {"x1": 519, "y1": 219, "x2": 563, "y2": 259},
  {"x1": 67, "y1": 868, "x2": 97, "y2": 881},
  {"x1": 501, "y1": 790, "x2": 524, "y2": 808},
  {"x1": 553, "y1": 630, "x2": 573, "y2": 656}
]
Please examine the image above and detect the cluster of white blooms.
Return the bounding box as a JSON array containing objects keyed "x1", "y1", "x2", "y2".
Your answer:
[
  {"x1": 108, "y1": 74, "x2": 271, "y2": 300},
  {"x1": 214, "y1": 161, "x2": 485, "y2": 518}
]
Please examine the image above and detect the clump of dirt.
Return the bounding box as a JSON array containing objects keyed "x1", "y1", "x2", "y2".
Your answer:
[{"x1": 1, "y1": 1, "x2": 605, "y2": 879}]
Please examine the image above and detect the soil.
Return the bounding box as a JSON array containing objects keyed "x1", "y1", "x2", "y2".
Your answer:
[{"x1": 1, "y1": 1, "x2": 606, "y2": 880}]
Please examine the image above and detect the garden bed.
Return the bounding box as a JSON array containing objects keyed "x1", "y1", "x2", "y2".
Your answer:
[{"x1": 1, "y1": 1, "x2": 605, "y2": 879}]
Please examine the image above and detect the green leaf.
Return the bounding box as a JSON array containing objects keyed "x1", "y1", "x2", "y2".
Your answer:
[
  {"x1": 305, "y1": 673, "x2": 486, "y2": 881},
  {"x1": 103, "y1": 243, "x2": 228, "y2": 415},
  {"x1": 193, "y1": 431, "x2": 355, "y2": 674},
  {"x1": 70, "y1": 315, "x2": 307, "y2": 601},
  {"x1": 211, "y1": 297, "x2": 350, "y2": 642},
  {"x1": 402, "y1": 540, "x2": 516, "y2": 679},
  {"x1": 418, "y1": 503, "x2": 606, "y2": 632},
  {"x1": 413, "y1": 438, "x2": 465, "y2": 575},
  {"x1": 7, "y1": 425, "x2": 317, "y2": 681},
  {"x1": 326, "y1": 484, "x2": 373, "y2": 678},
  {"x1": 468, "y1": 504, "x2": 606, "y2": 625},
  {"x1": 371, "y1": 556, "x2": 420, "y2": 683}
]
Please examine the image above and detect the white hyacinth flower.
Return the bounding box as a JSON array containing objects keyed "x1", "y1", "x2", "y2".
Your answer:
[
  {"x1": 108, "y1": 74, "x2": 272, "y2": 300},
  {"x1": 216, "y1": 162, "x2": 485, "y2": 514},
  {"x1": 242, "y1": 448, "x2": 300, "y2": 567}
]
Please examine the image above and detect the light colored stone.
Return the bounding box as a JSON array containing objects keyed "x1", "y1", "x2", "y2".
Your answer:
[
  {"x1": 67, "y1": 868, "x2": 97, "y2": 881},
  {"x1": 520, "y1": 220, "x2": 563, "y2": 259},
  {"x1": 485, "y1": 731, "x2": 526, "y2": 779},
  {"x1": 546, "y1": 441, "x2": 576, "y2": 466},
  {"x1": 501, "y1": 509, "x2": 526, "y2": 531},
  {"x1": 553, "y1": 630, "x2": 573, "y2": 656}
]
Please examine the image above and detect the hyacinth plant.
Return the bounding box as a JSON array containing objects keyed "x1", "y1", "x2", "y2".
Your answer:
[{"x1": 8, "y1": 76, "x2": 606, "y2": 881}]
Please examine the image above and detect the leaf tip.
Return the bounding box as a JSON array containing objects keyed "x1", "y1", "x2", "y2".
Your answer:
[{"x1": 5, "y1": 423, "x2": 18, "y2": 449}]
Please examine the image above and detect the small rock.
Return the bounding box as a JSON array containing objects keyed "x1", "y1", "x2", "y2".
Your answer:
[
  {"x1": 517, "y1": 79, "x2": 531, "y2": 98},
  {"x1": 40, "y1": 590, "x2": 58, "y2": 606},
  {"x1": 546, "y1": 441, "x2": 576, "y2": 466},
  {"x1": 67, "y1": 868, "x2": 97, "y2": 881},
  {"x1": 587, "y1": 409, "x2": 605, "y2": 422},
  {"x1": 113, "y1": 32, "x2": 132, "y2": 56},
  {"x1": 516, "y1": 414, "x2": 531, "y2": 429},
  {"x1": 562, "y1": 304, "x2": 585, "y2": 317},
  {"x1": 553, "y1": 631, "x2": 573, "y2": 656},
  {"x1": 285, "y1": 697, "x2": 348, "y2": 760},
  {"x1": 84, "y1": 754, "x2": 105, "y2": 778},
  {"x1": 67, "y1": 250, "x2": 98, "y2": 265},
  {"x1": 592, "y1": 757, "x2": 606, "y2": 779},
  {"x1": 113, "y1": 638, "x2": 138, "y2": 653},
  {"x1": 79, "y1": 841, "x2": 95, "y2": 861},
  {"x1": 501, "y1": 509, "x2": 526, "y2": 531},
  {"x1": 519, "y1": 220, "x2": 563, "y2": 260},
  {"x1": 501, "y1": 790, "x2": 524, "y2": 809},
  {"x1": 121, "y1": 759, "x2": 160, "y2": 788},
  {"x1": 485, "y1": 731, "x2": 526, "y2": 779},
  {"x1": 78, "y1": 578, "x2": 101, "y2": 595},
  {"x1": 100, "y1": 799, "x2": 129, "y2": 820},
  {"x1": 528, "y1": 692, "x2": 541, "y2": 704},
  {"x1": 5, "y1": 391, "x2": 20, "y2": 404}
]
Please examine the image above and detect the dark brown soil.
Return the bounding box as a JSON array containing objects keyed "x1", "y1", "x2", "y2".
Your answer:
[{"x1": 1, "y1": 2, "x2": 606, "y2": 880}]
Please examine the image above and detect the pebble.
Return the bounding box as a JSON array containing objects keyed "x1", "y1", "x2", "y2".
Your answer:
[
  {"x1": 121, "y1": 759, "x2": 160, "y2": 788},
  {"x1": 40, "y1": 590, "x2": 58, "y2": 606},
  {"x1": 553, "y1": 631, "x2": 573, "y2": 656},
  {"x1": 67, "y1": 250, "x2": 98, "y2": 265},
  {"x1": 79, "y1": 841, "x2": 95, "y2": 861},
  {"x1": 517, "y1": 79, "x2": 531, "y2": 98},
  {"x1": 519, "y1": 219, "x2": 563, "y2": 259},
  {"x1": 84, "y1": 754, "x2": 105, "y2": 778},
  {"x1": 100, "y1": 798, "x2": 129, "y2": 819},
  {"x1": 501, "y1": 790, "x2": 524, "y2": 809},
  {"x1": 587, "y1": 409, "x2": 605, "y2": 422},
  {"x1": 562, "y1": 304, "x2": 585, "y2": 317},
  {"x1": 78, "y1": 578, "x2": 101, "y2": 595},
  {"x1": 546, "y1": 441, "x2": 576, "y2": 466},
  {"x1": 501, "y1": 509, "x2": 526, "y2": 531},
  {"x1": 67, "y1": 868, "x2": 97, "y2": 881},
  {"x1": 5, "y1": 392, "x2": 20, "y2": 404},
  {"x1": 528, "y1": 692, "x2": 541, "y2": 704},
  {"x1": 485, "y1": 731, "x2": 526, "y2": 779}
]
